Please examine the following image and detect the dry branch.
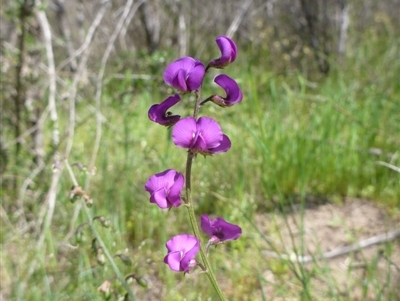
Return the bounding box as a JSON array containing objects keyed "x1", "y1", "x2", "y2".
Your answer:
[
  {"x1": 226, "y1": 0, "x2": 253, "y2": 39},
  {"x1": 263, "y1": 229, "x2": 400, "y2": 264}
]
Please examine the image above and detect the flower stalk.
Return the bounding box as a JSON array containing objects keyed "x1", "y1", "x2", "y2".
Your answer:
[
  {"x1": 183, "y1": 94, "x2": 228, "y2": 301},
  {"x1": 145, "y1": 35, "x2": 242, "y2": 300}
]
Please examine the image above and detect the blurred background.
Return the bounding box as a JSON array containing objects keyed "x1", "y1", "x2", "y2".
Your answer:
[{"x1": 1, "y1": 0, "x2": 399, "y2": 300}]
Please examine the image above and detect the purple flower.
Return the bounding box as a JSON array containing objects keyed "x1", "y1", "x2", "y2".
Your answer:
[
  {"x1": 172, "y1": 116, "x2": 231, "y2": 155},
  {"x1": 208, "y1": 36, "x2": 237, "y2": 69},
  {"x1": 148, "y1": 94, "x2": 181, "y2": 126},
  {"x1": 144, "y1": 169, "x2": 184, "y2": 209},
  {"x1": 164, "y1": 234, "x2": 200, "y2": 273},
  {"x1": 211, "y1": 74, "x2": 243, "y2": 107},
  {"x1": 200, "y1": 214, "x2": 242, "y2": 245},
  {"x1": 163, "y1": 57, "x2": 205, "y2": 92}
]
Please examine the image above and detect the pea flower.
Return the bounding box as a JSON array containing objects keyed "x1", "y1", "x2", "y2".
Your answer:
[
  {"x1": 208, "y1": 36, "x2": 237, "y2": 69},
  {"x1": 144, "y1": 169, "x2": 184, "y2": 209},
  {"x1": 163, "y1": 57, "x2": 205, "y2": 93},
  {"x1": 148, "y1": 94, "x2": 181, "y2": 126},
  {"x1": 164, "y1": 234, "x2": 200, "y2": 273},
  {"x1": 200, "y1": 214, "x2": 242, "y2": 248},
  {"x1": 172, "y1": 116, "x2": 231, "y2": 155},
  {"x1": 210, "y1": 74, "x2": 243, "y2": 107}
]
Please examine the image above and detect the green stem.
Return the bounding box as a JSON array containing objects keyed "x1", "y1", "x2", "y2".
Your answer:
[
  {"x1": 184, "y1": 92, "x2": 228, "y2": 301},
  {"x1": 65, "y1": 160, "x2": 137, "y2": 301}
]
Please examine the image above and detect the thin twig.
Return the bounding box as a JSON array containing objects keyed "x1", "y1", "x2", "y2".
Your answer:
[
  {"x1": 65, "y1": 1, "x2": 110, "y2": 158},
  {"x1": 63, "y1": 0, "x2": 136, "y2": 242},
  {"x1": 89, "y1": 0, "x2": 136, "y2": 172},
  {"x1": 226, "y1": 0, "x2": 253, "y2": 39},
  {"x1": 37, "y1": 6, "x2": 59, "y2": 149},
  {"x1": 59, "y1": 3, "x2": 110, "y2": 240},
  {"x1": 376, "y1": 161, "x2": 400, "y2": 173},
  {"x1": 35, "y1": 2, "x2": 60, "y2": 247},
  {"x1": 262, "y1": 229, "x2": 400, "y2": 264}
]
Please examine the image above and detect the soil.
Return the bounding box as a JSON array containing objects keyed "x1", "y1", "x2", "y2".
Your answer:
[{"x1": 255, "y1": 198, "x2": 400, "y2": 301}]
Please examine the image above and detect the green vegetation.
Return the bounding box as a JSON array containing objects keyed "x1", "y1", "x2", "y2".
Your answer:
[{"x1": 2, "y1": 24, "x2": 399, "y2": 301}]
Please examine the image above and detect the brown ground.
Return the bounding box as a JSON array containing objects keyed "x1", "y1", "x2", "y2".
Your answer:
[{"x1": 255, "y1": 198, "x2": 400, "y2": 301}]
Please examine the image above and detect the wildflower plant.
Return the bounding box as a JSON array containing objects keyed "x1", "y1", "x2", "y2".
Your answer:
[{"x1": 145, "y1": 35, "x2": 242, "y2": 300}]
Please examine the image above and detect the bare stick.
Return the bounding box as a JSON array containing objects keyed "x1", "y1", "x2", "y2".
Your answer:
[
  {"x1": 63, "y1": 0, "x2": 136, "y2": 243},
  {"x1": 37, "y1": 6, "x2": 59, "y2": 150},
  {"x1": 263, "y1": 229, "x2": 400, "y2": 264},
  {"x1": 65, "y1": 1, "x2": 110, "y2": 158},
  {"x1": 53, "y1": 0, "x2": 78, "y2": 72},
  {"x1": 119, "y1": 0, "x2": 146, "y2": 50},
  {"x1": 376, "y1": 161, "x2": 400, "y2": 173},
  {"x1": 29, "y1": 1, "x2": 60, "y2": 249},
  {"x1": 62, "y1": 1, "x2": 110, "y2": 242},
  {"x1": 226, "y1": 0, "x2": 253, "y2": 39},
  {"x1": 89, "y1": 0, "x2": 136, "y2": 171}
]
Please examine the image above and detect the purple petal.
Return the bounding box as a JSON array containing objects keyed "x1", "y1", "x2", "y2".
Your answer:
[
  {"x1": 150, "y1": 189, "x2": 169, "y2": 209},
  {"x1": 164, "y1": 251, "x2": 183, "y2": 272},
  {"x1": 216, "y1": 36, "x2": 237, "y2": 64},
  {"x1": 167, "y1": 172, "x2": 184, "y2": 207},
  {"x1": 163, "y1": 57, "x2": 195, "y2": 86},
  {"x1": 208, "y1": 36, "x2": 238, "y2": 68},
  {"x1": 180, "y1": 239, "x2": 200, "y2": 272},
  {"x1": 145, "y1": 169, "x2": 183, "y2": 209},
  {"x1": 196, "y1": 117, "x2": 223, "y2": 149},
  {"x1": 191, "y1": 133, "x2": 208, "y2": 153},
  {"x1": 165, "y1": 234, "x2": 199, "y2": 255},
  {"x1": 148, "y1": 94, "x2": 181, "y2": 126},
  {"x1": 209, "y1": 134, "x2": 231, "y2": 154},
  {"x1": 145, "y1": 173, "x2": 164, "y2": 194},
  {"x1": 172, "y1": 117, "x2": 198, "y2": 148},
  {"x1": 145, "y1": 169, "x2": 174, "y2": 192},
  {"x1": 212, "y1": 217, "x2": 242, "y2": 241},
  {"x1": 172, "y1": 69, "x2": 188, "y2": 92},
  {"x1": 186, "y1": 61, "x2": 205, "y2": 91},
  {"x1": 201, "y1": 215, "x2": 242, "y2": 242},
  {"x1": 200, "y1": 214, "x2": 214, "y2": 237},
  {"x1": 214, "y1": 74, "x2": 243, "y2": 106}
]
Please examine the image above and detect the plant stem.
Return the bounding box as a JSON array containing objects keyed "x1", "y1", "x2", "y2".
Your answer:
[
  {"x1": 184, "y1": 92, "x2": 228, "y2": 301},
  {"x1": 65, "y1": 160, "x2": 137, "y2": 300}
]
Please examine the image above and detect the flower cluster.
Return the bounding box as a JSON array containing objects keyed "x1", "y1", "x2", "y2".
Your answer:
[{"x1": 145, "y1": 36, "x2": 242, "y2": 274}]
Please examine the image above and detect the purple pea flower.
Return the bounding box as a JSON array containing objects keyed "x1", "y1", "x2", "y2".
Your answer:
[
  {"x1": 144, "y1": 169, "x2": 184, "y2": 209},
  {"x1": 210, "y1": 74, "x2": 243, "y2": 107},
  {"x1": 148, "y1": 94, "x2": 181, "y2": 126},
  {"x1": 208, "y1": 36, "x2": 237, "y2": 69},
  {"x1": 164, "y1": 234, "x2": 200, "y2": 273},
  {"x1": 172, "y1": 116, "x2": 231, "y2": 155},
  {"x1": 163, "y1": 57, "x2": 205, "y2": 93},
  {"x1": 200, "y1": 214, "x2": 242, "y2": 249}
]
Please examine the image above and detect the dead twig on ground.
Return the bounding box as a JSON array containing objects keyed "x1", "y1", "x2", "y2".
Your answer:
[{"x1": 263, "y1": 229, "x2": 400, "y2": 264}]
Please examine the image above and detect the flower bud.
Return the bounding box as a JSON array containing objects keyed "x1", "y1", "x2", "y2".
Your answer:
[
  {"x1": 75, "y1": 230, "x2": 83, "y2": 244},
  {"x1": 97, "y1": 247, "x2": 106, "y2": 266},
  {"x1": 185, "y1": 259, "x2": 198, "y2": 274},
  {"x1": 136, "y1": 277, "x2": 148, "y2": 288},
  {"x1": 114, "y1": 253, "x2": 132, "y2": 266}
]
